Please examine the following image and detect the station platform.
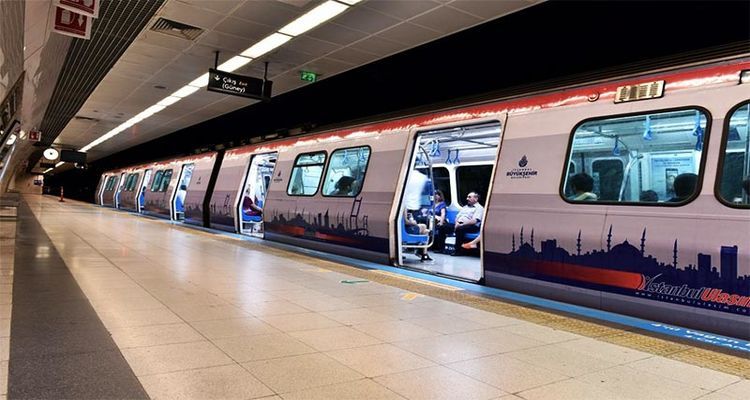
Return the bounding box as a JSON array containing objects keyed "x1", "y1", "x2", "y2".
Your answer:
[{"x1": 1, "y1": 194, "x2": 748, "y2": 400}]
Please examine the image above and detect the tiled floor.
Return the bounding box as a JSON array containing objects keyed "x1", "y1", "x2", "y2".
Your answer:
[
  {"x1": 10, "y1": 194, "x2": 750, "y2": 399},
  {"x1": 0, "y1": 205, "x2": 15, "y2": 400}
]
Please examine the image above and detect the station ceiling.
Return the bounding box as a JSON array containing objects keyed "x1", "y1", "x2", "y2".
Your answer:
[{"x1": 43, "y1": 0, "x2": 540, "y2": 169}]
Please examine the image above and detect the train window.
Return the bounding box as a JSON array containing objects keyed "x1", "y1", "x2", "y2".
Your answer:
[
  {"x1": 150, "y1": 170, "x2": 164, "y2": 191},
  {"x1": 717, "y1": 101, "x2": 750, "y2": 207},
  {"x1": 287, "y1": 151, "x2": 326, "y2": 196},
  {"x1": 456, "y1": 165, "x2": 493, "y2": 206},
  {"x1": 564, "y1": 108, "x2": 709, "y2": 205},
  {"x1": 321, "y1": 146, "x2": 371, "y2": 197},
  {"x1": 128, "y1": 173, "x2": 140, "y2": 191},
  {"x1": 159, "y1": 169, "x2": 173, "y2": 192},
  {"x1": 105, "y1": 176, "x2": 117, "y2": 191}
]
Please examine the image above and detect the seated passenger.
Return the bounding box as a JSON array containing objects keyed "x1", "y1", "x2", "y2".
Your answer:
[
  {"x1": 431, "y1": 190, "x2": 448, "y2": 252},
  {"x1": 461, "y1": 234, "x2": 481, "y2": 250},
  {"x1": 175, "y1": 185, "x2": 187, "y2": 211},
  {"x1": 404, "y1": 209, "x2": 431, "y2": 261},
  {"x1": 330, "y1": 176, "x2": 355, "y2": 196},
  {"x1": 668, "y1": 173, "x2": 698, "y2": 202},
  {"x1": 243, "y1": 195, "x2": 263, "y2": 216},
  {"x1": 639, "y1": 190, "x2": 659, "y2": 202},
  {"x1": 568, "y1": 173, "x2": 598, "y2": 201},
  {"x1": 434, "y1": 192, "x2": 483, "y2": 256}
]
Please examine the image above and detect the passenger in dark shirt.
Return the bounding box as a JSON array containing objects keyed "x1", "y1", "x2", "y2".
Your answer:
[{"x1": 668, "y1": 173, "x2": 698, "y2": 202}]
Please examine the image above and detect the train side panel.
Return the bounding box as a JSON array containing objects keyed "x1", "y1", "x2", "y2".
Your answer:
[
  {"x1": 485, "y1": 80, "x2": 749, "y2": 338},
  {"x1": 184, "y1": 153, "x2": 217, "y2": 226},
  {"x1": 118, "y1": 168, "x2": 144, "y2": 212},
  {"x1": 208, "y1": 150, "x2": 252, "y2": 231},
  {"x1": 264, "y1": 131, "x2": 411, "y2": 263}
]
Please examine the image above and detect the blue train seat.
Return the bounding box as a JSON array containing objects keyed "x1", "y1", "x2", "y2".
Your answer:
[
  {"x1": 242, "y1": 197, "x2": 263, "y2": 223},
  {"x1": 401, "y1": 220, "x2": 429, "y2": 245}
]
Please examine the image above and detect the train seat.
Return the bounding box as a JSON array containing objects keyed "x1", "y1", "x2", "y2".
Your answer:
[{"x1": 401, "y1": 220, "x2": 429, "y2": 245}]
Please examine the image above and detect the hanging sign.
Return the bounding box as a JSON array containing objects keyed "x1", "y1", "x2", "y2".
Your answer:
[
  {"x1": 57, "y1": 0, "x2": 99, "y2": 18},
  {"x1": 53, "y1": 7, "x2": 92, "y2": 40},
  {"x1": 207, "y1": 68, "x2": 272, "y2": 101},
  {"x1": 28, "y1": 130, "x2": 42, "y2": 142}
]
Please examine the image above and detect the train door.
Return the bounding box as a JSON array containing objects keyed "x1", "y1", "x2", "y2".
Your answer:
[
  {"x1": 171, "y1": 163, "x2": 195, "y2": 221},
  {"x1": 237, "y1": 152, "x2": 277, "y2": 237},
  {"x1": 96, "y1": 174, "x2": 108, "y2": 205},
  {"x1": 396, "y1": 121, "x2": 503, "y2": 282},
  {"x1": 137, "y1": 169, "x2": 152, "y2": 213},
  {"x1": 114, "y1": 172, "x2": 127, "y2": 208}
]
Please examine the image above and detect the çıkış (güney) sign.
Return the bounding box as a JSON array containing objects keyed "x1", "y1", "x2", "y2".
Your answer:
[{"x1": 207, "y1": 69, "x2": 272, "y2": 101}]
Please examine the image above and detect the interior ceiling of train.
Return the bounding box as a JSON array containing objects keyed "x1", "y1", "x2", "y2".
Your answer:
[{"x1": 24, "y1": 0, "x2": 542, "y2": 174}]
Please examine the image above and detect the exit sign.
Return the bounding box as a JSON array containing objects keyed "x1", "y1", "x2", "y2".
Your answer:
[{"x1": 300, "y1": 71, "x2": 318, "y2": 82}]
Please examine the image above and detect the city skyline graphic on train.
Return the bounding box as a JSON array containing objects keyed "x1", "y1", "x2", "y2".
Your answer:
[
  {"x1": 487, "y1": 225, "x2": 749, "y2": 315},
  {"x1": 265, "y1": 197, "x2": 389, "y2": 253}
]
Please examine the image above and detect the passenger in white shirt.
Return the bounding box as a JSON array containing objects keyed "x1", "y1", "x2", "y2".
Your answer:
[{"x1": 434, "y1": 191, "x2": 483, "y2": 255}]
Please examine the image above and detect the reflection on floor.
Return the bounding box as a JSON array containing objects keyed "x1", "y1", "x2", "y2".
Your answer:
[{"x1": 401, "y1": 251, "x2": 481, "y2": 282}]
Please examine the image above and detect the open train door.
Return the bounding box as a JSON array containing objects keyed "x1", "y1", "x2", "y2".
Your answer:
[
  {"x1": 170, "y1": 163, "x2": 195, "y2": 221},
  {"x1": 395, "y1": 115, "x2": 507, "y2": 282},
  {"x1": 136, "y1": 169, "x2": 152, "y2": 213},
  {"x1": 236, "y1": 152, "x2": 277, "y2": 237}
]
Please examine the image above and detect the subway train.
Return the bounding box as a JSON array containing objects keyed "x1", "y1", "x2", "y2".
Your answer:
[{"x1": 96, "y1": 56, "x2": 750, "y2": 339}]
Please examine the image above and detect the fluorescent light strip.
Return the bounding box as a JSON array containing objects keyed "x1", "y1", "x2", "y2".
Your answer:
[
  {"x1": 172, "y1": 85, "x2": 200, "y2": 98},
  {"x1": 82, "y1": 0, "x2": 361, "y2": 152},
  {"x1": 218, "y1": 55, "x2": 253, "y2": 73},
  {"x1": 55, "y1": 161, "x2": 64, "y2": 167},
  {"x1": 157, "y1": 96, "x2": 181, "y2": 106},
  {"x1": 188, "y1": 73, "x2": 209, "y2": 88},
  {"x1": 279, "y1": 1, "x2": 348, "y2": 37},
  {"x1": 5, "y1": 134, "x2": 16, "y2": 146},
  {"x1": 43, "y1": 168, "x2": 53, "y2": 173},
  {"x1": 241, "y1": 33, "x2": 292, "y2": 58}
]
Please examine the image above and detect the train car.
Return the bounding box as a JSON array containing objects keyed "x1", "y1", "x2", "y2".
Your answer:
[
  {"x1": 99, "y1": 56, "x2": 750, "y2": 338},
  {"x1": 141, "y1": 153, "x2": 217, "y2": 221}
]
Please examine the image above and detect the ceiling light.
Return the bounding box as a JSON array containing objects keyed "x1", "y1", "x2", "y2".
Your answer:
[
  {"x1": 43, "y1": 168, "x2": 53, "y2": 174},
  {"x1": 137, "y1": 105, "x2": 167, "y2": 119},
  {"x1": 43, "y1": 148, "x2": 59, "y2": 160},
  {"x1": 337, "y1": 0, "x2": 362, "y2": 4},
  {"x1": 188, "y1": 73, "x2": 209, "y2": 88},
  {"x1": 55, "y1": 161, "x2": 64, "y2": 167},
  {"x1": 5, "y1": 134, "x2": 16, "y2": 146},
  {"x1": 172, "y1": 85, "x2": 201, "y2": 98},
  {"x1": 218, "y1": 55, "x2": 253, "y2": 72},
  {"x1": 279, "y1": 1, "x2": 349, "y2": 37},
  {"x1": 241, "y1": 33, "x2": 292, "y2": 58},
  {"x1": 157, "y1": 96, "x2": 181, "y2": 106}
]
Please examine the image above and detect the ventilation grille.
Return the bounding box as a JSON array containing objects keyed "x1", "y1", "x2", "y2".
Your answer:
[
  {"x1": 150, "y1": 18, "x2": 203, "y2": 41},
  {"x1": 31, "y1": 0, "x2": 165, "y2": 168},
  {"x1": 614, "y1": 80, "x2": 665, "y2": 103}
]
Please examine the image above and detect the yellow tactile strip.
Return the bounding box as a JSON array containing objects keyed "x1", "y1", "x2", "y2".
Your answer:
[{"x1": 176, "y1": 225, "x2": 750, "y2": 379}]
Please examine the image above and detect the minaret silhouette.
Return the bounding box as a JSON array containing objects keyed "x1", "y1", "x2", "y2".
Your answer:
[
  {"x1": 673, "y1": 239, "x2": 678, "y2": 268},
  {"x1": 576, "y1": 230, "x2": 582, "y2": 256},
  {"x1": 530, "y1": 229, "x2": 535, "y2": 249},
  {"x1": 520, "y1": 226, "x2": 524, "y2": 245},
  {"x1": 512, "y1": 233, "x2": 516, "y2": 252},
  {"x1": 607, "y1": 225, "x2": 613, "y2": 252},
  {"x1": 640, "y1": 228, "x2": 646, "y2": 256}
]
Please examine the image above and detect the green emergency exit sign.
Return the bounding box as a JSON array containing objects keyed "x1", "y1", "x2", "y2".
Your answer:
[{"x1": 300, "y1": 71, "x2": 318, "y2": 82}]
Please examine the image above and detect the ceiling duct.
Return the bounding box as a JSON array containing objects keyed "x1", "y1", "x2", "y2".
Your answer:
[
  {"x1": 150, "y1": 17, "x2": 203, "y2": 41},
  {"x1": 29, "y1": 0, "x2": 165, "y2": 170}
]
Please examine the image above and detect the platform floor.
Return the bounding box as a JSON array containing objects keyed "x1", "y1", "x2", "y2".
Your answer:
[{"x1": 4, "y1": 194, "x2": 749, "y2": 399}]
